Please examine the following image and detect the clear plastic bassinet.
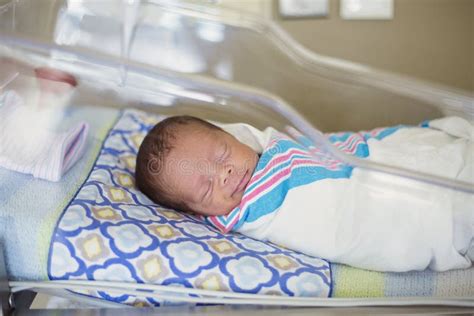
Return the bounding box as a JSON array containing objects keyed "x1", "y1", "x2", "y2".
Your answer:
[
  {"x1": 0, "y1": 0, "x2": 473, "y2": 309},
  {"x1": 1, "y1": 0, "x2": 472, "y2": 191}
]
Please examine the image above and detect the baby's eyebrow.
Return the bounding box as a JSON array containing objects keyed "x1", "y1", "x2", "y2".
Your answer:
[{"x1": 216, "y1": 142, "x2": 228, "y2": 160}]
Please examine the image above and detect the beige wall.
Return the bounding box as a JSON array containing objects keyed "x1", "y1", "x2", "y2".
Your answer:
[{"x1": 273, "y1": 0, "x2": 473, "y2": 92}]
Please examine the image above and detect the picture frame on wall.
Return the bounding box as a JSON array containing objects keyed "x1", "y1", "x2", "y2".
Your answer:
[{"x1": 278, "y1": 0, "x2": 329, "y2": 19}]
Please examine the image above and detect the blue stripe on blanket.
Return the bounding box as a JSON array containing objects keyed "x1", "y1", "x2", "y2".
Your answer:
[
  {"x1": 384, "y1": 270, "x2": 435, "y2": 297},
  {"x1": 242, "y1": 164, "x2": 354, "y2": 226}
]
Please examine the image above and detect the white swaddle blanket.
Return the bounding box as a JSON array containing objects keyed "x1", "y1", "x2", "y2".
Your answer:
[
  {"x1": 0, "y1": 90, "x2": 89, "y2": 181},
  {"x1": 205, "y1": 117, "x2": 474, "y2": 272}
]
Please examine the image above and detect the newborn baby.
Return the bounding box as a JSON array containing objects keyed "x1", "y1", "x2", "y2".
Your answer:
[
  {"x1": 136, "y1": 116, "x2": 259, "y2": 216},
  {"x1": 136, "y1": 115, "x2": 474, "y2": 273}
]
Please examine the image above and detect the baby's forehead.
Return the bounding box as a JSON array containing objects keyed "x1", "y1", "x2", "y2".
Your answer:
[
  {"x1": 174, "y1": 124, "x2": 224, "y2": 144},
  {"x1": 164, "y1": 127, "x2": 221, "y2": 161}
]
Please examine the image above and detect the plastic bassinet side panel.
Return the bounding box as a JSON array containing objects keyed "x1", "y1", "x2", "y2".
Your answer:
[{"x1": 1, "y1": 0, "x2": 472, "y2": 131}]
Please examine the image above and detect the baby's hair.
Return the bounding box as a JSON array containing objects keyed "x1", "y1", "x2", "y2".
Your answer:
[{"x1": 135, "y1": 115, "x2": 222, "y2": 212}]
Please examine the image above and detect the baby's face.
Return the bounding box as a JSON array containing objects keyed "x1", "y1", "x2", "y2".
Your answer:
[{"x1": 160, "y1": 126, "x2": 258, "y2": 216}]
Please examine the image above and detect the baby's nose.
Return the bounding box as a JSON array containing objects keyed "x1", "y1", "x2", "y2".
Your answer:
[{"x1": 221, "y1": 165, "x2": 234, "y2": 186}]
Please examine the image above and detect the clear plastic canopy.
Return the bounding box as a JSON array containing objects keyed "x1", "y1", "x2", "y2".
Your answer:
[{"x1": 0, "y1": 0, "x2": 473, "y2": 192}]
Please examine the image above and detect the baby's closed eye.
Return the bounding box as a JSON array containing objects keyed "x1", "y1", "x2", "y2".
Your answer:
[{"x1": 201, "y1": 179, "x2": 213, "y2": 203}]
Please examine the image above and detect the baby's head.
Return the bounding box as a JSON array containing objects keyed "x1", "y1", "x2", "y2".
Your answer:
[{"x1": 136, "y1": 116, "x2": 258, "y2": 216}]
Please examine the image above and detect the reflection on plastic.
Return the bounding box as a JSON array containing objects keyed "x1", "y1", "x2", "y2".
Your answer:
[{"x1": 56, "y1": 0, "x2": 208, "y2": 76}]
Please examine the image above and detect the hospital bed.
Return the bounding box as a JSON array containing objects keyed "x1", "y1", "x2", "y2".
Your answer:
[{"x1": 0, "y1": 0, "x2": 473, "y2": 314}]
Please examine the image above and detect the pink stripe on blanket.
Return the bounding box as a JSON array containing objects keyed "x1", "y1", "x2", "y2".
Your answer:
[
  {"x1": 239, "y1": 158, "x2": 324, "y2": 209},
  {"x1": 248, "y1": 148, "x2": 324, "y2": 187}
]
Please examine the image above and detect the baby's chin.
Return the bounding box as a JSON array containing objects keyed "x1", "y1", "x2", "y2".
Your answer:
[
  {"x1": 199, "y1": 207, "x2": 234, "y2": 217},
  {"x1": 221, "y1": 200, "x2": 241, "y2": 216},
  {"x1": 210, "y1": 199, "x2": 241, "y2": 217}
]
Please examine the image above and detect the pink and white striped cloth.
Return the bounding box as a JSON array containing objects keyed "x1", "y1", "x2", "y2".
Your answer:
[{"x1": 0, "y1": 90, "x2": 89, "y2": 181}]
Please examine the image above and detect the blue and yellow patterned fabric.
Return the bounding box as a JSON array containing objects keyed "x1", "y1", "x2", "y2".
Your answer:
[{"x1": 48, "y1": 109, "x2": 332, "y2": 306}]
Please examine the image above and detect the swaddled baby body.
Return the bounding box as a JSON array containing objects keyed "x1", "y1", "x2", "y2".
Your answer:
[{"x1": 136, "y1": 115, "x2": 474, "y2": 272}]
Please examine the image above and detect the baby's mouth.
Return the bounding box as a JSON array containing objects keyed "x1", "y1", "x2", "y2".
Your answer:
[{"x1": 232, "y1": 169, "x2": 249, "y2": 197}]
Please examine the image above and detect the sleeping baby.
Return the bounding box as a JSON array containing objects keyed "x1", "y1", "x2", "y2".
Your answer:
[{"x1": 136, "y1": 115, "x2": 474, "y2": 273}]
